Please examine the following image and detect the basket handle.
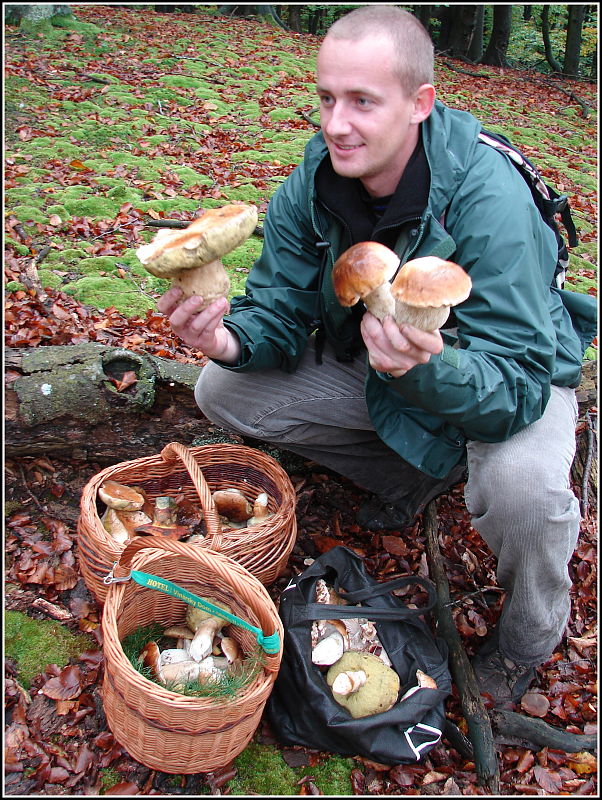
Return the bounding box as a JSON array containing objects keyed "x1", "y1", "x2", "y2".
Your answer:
[
  {"x1": 112, "y1": 536, "x2": 280, "y2": 653},
  {"x1": 159, "y1": 441, "x2": 223, "y2": 550}
]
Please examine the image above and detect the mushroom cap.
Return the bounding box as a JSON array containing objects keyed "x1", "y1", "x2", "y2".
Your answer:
[
  {"x1": 390, "y1": 256, "x2": 471, "y2": 308},
  {"x1": 99, "y1": 480, "x2": 145, "y2": 511},
  {"x1": 212, "y1": 489, "x2": 253, "y2": 522},
  {"x1": 332, "y1": 242, "x2": 400, "y2": 307},
  {"x1": 136, "y1": 204, "x2": 258, "y2": 278},
  {"x1": 327, "y1": 651, "x2": 400, "y2": 718},
  {"x1": 186, "y1": 600, "x2": 232, "y2": 631}
]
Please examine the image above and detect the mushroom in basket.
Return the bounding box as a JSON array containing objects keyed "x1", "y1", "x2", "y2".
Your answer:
[
  {"x1": 99, "y1": 481, "x2": 151, "y2": 545},
  {"x1": 136, "y1": 204, "x2": 258, "y2": 308}
]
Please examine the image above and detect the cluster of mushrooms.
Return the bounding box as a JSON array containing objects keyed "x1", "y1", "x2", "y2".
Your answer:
[
  {"x1": 332, "y1": 241, "x2": 472, "y2": 332},
  {"x1": 139, "y1": 600, "x2": 242, "y2": 691},
  {"x1": 99, "y1": 479, "x2": 273, "y2": 546},
  {"x1": 311, "y1": 579, "x2": 437, "y2": 718}
]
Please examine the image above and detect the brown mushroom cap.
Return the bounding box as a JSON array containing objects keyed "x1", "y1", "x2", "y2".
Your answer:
[
  {"x1": 136, "y1": 204, "x2": 258, "y2": 279},
  {"x1": 390, "y1": 256, "x2": 471, "y2": 308},
  {"x1": 332, "y1": 241, "x2": 400, "y2": 307},
  {"x1": 99, "y1": 481, "x2": 145, "y2": 511}
]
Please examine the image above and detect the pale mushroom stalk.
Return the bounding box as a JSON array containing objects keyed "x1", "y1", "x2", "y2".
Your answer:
[
  {"x1": 186, "y1": 601, "x2": 232, "y2": 662},
  {"x1": 136, "y1": 204, "x2": 258, "y2": 309}
]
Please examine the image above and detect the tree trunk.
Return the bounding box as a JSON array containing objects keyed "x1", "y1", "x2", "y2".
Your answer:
[
  {"x1": 563, "y1": 5, "x2": 587, "y2": 77},
  {"x1": 5, "y1": 344, "x2": 211, "y2": 464},
  {"x1": 468, "y1": 5, "x2": 485, "y2": 62},
  {"x1": 523, "y1": 5, "x2": 532, "y2": 22},
  {"x1": 541, "y1": 5, "x2": 563, "y2": 73},
  {"x1": 4, "y1": 4, "x2": 71, "y2": 25},
  {"x1": 285, "y1": 4, "x2": 302, "y2": 33},
  {"x1": 480, "y1": 4, "x2": 512, "y2": 66},
  {"x1": 413, "y1": 4, "x2": 433, "y2": 34},
  {"x1": 481, "y1": 4, "x2": 512, "y2": 67},
  {"x1": 447, "y1": 5, "x2": 480, "y2": 60}
]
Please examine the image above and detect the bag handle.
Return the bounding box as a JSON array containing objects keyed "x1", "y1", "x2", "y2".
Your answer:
[
  {"x1": 300, "y1": 576, "x2": 437, "y2": 622},
  {"x1": 159, "y1": 441, "x2": 223, "y2": 550}
]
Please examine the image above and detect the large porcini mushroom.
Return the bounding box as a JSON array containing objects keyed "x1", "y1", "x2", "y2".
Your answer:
[
  {"x1": 186, "y1": 600, "x2": 232, "y2": 662},
  {"x1": 327, "y1": 651, "x2": 400, "y2": 718},
  {"x1": 390, "y1": 256, "x2": 472, "y2": 331},
  {"x1": 311, "y1": 620, "x2": 350, "y2": 666},
  {"x1": 136, "y1": 204, "x2": 258, "y2": 308},
  {"x1": 332, "y1": 241, "x2": 399, "y2": 321},
  {"x1": 212, "y1": 489, "x2": 253, "y2": 522},
  {"x1": 99, "y1": 481, "x2": 151, "y2": 544}
]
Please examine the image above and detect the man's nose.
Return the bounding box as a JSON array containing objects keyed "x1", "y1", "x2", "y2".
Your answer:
[{"x1": 322, "y1": 102, "x2": 352, "y2": 136}]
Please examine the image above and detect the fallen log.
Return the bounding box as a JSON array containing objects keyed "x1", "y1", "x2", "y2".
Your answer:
[{"x1": 5, "y1": 344, "x2": 212, "y2": 464}]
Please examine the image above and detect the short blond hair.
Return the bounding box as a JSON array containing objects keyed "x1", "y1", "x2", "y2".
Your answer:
[{"x1": 324, "y1": 6, "x2": 434, "y2": 94}]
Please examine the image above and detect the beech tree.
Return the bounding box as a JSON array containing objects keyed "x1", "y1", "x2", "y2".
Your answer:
[{"x1": 481, "y1": 4, "x2": 513, "y2": 67}]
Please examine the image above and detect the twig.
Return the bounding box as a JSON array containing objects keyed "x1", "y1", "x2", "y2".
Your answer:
[
  {"x1": 89, "y1": 221, "x2": 137, "y2": 241},
  {"x1": 580, "y1": 410, "x2": 595, "y2": 517},
  {"x1": 440, "y1": 59, "x2": 491, "y2": 78},
  {"x1": 18, "y1": 463, "x2": 46, "y2": 512},
  {"x1": 299, "y1": 108, "x2": 320, "y2": 128},
  {"x1": 423, "y1": 500, "x2": 500, "y2": 793}
]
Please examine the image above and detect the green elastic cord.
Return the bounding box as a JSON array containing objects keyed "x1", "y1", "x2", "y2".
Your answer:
[{"x1": 130, "y1": 569, "x2": 281, "y2": 655}]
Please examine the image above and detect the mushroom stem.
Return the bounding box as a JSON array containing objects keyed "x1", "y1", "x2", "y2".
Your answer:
[{"x1": 170, "y1": 258, "x2": 230, "y2": 306}]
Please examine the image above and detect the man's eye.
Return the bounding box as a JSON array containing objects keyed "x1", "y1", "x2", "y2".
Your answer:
[
  {"x1": 319, "y1": 95, "x2": 333, "y2": 106},
  {"x1": 357, "y1": 97, "x2": 370, "y2": 107}
]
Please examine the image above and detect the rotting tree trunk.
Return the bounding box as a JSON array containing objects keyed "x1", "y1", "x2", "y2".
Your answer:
[{"x1": 5, "y1": 344, "x2": 211, "y2": 464}]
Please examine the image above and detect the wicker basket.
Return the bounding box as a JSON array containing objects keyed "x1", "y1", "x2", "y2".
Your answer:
[
  {"x1": 101, "y1": 536, "x2": 283, "y2": 774},
  {"x1": 78, "y1": 441, "x2": 297, "y2": 603}
]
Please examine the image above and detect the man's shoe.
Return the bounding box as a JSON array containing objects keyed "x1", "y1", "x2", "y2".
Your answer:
[
  {"x1": 355, "y1": 498, "x2": 414, "y2": 531},
  {"x1": 471, "y1": 648, "x2": 536, "y2": 708}
]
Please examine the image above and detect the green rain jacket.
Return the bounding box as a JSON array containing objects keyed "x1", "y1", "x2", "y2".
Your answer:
[{"x1": 220, "y1": 100, "x2": 597, "y2": 478}]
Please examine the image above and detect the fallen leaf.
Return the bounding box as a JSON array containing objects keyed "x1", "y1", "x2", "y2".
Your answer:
[
  {"x1": 567, "y1": 751, "x2": 598, "y2": 774},
  {"x1": 42, "y1": 664, "x2": 83, "y2": 700},
  {"x1": 520, "y1": 691, "x2": 551, "y2": 717}
]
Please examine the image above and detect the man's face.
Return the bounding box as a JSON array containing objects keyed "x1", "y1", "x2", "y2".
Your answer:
[{"x1": 316, "y1": 33, "x2": 425, "y2": 198}]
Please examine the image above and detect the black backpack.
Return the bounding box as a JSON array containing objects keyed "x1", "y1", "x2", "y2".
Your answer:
[{"x1": 478, "y1": 129, "x2": 579, "y2": 289}]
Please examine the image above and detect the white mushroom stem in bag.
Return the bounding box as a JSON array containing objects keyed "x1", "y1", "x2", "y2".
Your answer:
[{"x1": 331, "y1": 669, "x2": 368, "y2": 696}]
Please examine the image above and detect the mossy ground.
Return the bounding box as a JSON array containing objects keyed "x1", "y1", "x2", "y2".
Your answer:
[
  {"x1": 4, "y1": 609, "x2": 95, "y2": 689},
  {"x1": 5, "y1": 6, "x2": 597, "y2": 341}
]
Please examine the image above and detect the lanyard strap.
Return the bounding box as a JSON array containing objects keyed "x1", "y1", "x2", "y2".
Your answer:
[{"x1": 126, "y1": 569, "x2": 281, "y2": 655}]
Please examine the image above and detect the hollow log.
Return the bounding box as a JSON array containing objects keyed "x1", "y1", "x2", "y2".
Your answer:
[{"x1": 5, "y1": 344, "x2": 211, "y2": 463}]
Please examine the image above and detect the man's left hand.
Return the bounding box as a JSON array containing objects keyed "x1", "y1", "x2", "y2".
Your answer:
[{"x1": 360, "y1": 312, "x2": 443, "y2": 377}]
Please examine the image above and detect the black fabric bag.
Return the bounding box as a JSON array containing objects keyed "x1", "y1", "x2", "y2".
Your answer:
[{"x1": 267, "y1": 546, "x2": 452, "y2": 764}]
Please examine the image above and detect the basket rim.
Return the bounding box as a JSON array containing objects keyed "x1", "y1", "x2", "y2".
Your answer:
[{"x1": 79, "y1": 443, "x2": 297, "y2": 555}]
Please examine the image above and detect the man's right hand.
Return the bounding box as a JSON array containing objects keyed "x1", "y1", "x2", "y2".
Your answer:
[{"x1": 157, "y1": 287, "x2": 241, "y2": 364}]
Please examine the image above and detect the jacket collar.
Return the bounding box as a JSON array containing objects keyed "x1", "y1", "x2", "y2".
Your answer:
[{"x1": 313, "y1": 131, "x2": 430, "y2": 249}]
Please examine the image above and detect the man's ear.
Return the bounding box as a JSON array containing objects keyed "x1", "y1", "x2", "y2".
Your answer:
[{"x1": 411, "y1": 84, "x2": 436, "y2": 123}]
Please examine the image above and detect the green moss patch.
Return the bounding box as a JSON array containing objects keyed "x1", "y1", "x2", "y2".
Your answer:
[
  {"x1": 5, "y1": 610, "x2": 94, "y2": 689},
  {"x1": 63, "y1": 276, "x2": 159, "y2": 316}
]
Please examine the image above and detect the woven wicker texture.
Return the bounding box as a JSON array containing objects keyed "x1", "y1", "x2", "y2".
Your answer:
[
  {"x1": 78, "y1": 442, "x2": 297, "y2": 603},
  {"x1": 102, "y1": 536, "x2": 283, "y2": 774}
]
